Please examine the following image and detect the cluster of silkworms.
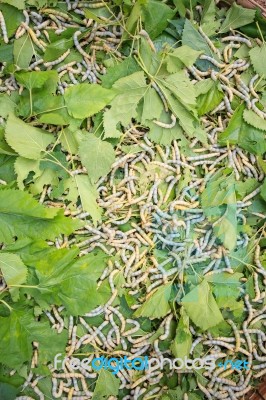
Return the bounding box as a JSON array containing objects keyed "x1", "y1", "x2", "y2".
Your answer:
[
  {"x1": 0, "y1": 1, "x2": 124, "y2": 94},
  {"x1": 188, "y1": 30, "x2": 266, "y2": 123},
  {"x1": 16, "y1": 123, "x2": 266, "y2": 399}
]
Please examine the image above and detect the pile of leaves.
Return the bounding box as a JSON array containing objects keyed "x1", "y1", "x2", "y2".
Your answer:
[{"x1": 0, "y1": 0, "x2": 266, "y2": 399}]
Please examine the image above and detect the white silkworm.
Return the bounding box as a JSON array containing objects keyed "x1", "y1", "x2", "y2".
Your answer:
[
  {"x1": 227, "y1": 319, "x2": 241, "y2": 352},
  {"x1": 44, "y1": 49, "x2": 70, "y2": 67},
  {"x1": 21, "y1": 22, "x2": 45, "y2": 51},
  {"x1": 0, "y1": 11, "x2": 8, "y2": 43},
  {"x1": 139, "y1": 29, "x2": 156, "y2": 52},
  {"x1": 73, "y1": 31, "x2": 91, "y2": 59},
  {"x1": 221, "y1": 36, "x2": 252, "y2": 48},
  {"x1": 200, "y1": 55, "x2": 225, "y2": 68},
  {"x1": 151, "y1": 81, "x2": 169, "y2": 112},
  {"x1": 159, "y1": 313, "x2": 173, "y2": 340},
  {"x1": 249, "y1": 74, "x2": 259, "y2": 98},
  {"x1": 199, "y1": 27, "x2": 220, "y2": 56}
]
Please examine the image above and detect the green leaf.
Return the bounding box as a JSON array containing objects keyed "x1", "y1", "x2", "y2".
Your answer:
[
  {"x1": 0, "y1": 308, "x2": 39, "y2": 369},
  {"x1": 101, "y1": 57, "x2": 140, "y2": 89},
  {"x1": 235, "y1": 178, "x2": 259, "y2": 198},
  {"x1": 0, "y1": 253, "x2": 27, "y2": 287},
  {"x1": 0, "y1": 4, "x2": 23, "y2": 38},
  {"x1": 219, "y1": 105, "x2": 266, "y2": 155},
  {"x1": 0, "y1": 383, "x2": 18, "y2": 400},
  {"x1": 141, "y1": 0, "x2": 175, "y2": 39},
  {"x1": 92, "y1": 369, "x2": 120, "y2": 399},
  {"x1": 0, "y1": 189, "x2": 81, "y2": 243},
  {"x1": 182, "y1": 280, "x2": 224, "y2": 330},
  {"x1": 171, "y1": 307, "x2": 192, "y2": 359},
  {"x1": 249, "y1": 44, "x2": 266, "y2": 76},
  {"x1": 64, "y1": 83, "x2": 115, "y2": 120},
  {"x1": 201, "y1": 170, "x2": 237, "y2": 250},
  {"x1": 31, "y1": 322, "x2": 68, "y2": 364},
  {"x1": 220, "y1": 3, "x2": 256, "y2": 33},
  {"x1": 141, "y1": 86, "x2": 164, "y2": 123},
  {"x1": 166, "y1": 46, "x2": 202, "y2": 73},
  {"x1": 5, "y1": 114, "x2": 54, "y2": 160},
  {"x1": 182, "y1": 19, "x2": 213, "y2": 57},
  {"x1": 103, "y1": 71, "x2": 148, "y2": 138},
  {"x1": 201, "y1": 0, "x2": 220, "y2": 36},
  {"x1": 15, "y1": 70, "x2": 58, "y2": 92},
  {"x1": 0, "y1": 306, "x2": 68, "y2": 369},
  {"x1": 0, "y1": 94, "x2": 16, "y2": 118},
  {"x1": 79, "y1": 135, "x2": 115, "y2": 182},
  {"x1": 260, "y1": 179, "x2": 266, "y2": 202},
  {"x1": 75, "y1": 175, "x2": 102, "y2": 225},
  {"x1": 159, "y1": 86, "x2": 198, "y2": 137},
  {"x1": 0, "y1": 126, "x2": 16, "y2": 156},
  {"x1": 13, "y1": 33, "x2": 34, "y2": 69},
  {"x1": 147, "y1": 118, "x2": 189, "y2": 147},
  {"x1": 43, "y1": 38, "x2": 73, "y2": 62},
  {"x1": 58, "y1": 253, "x2": 110, "y2": 315},
  {"x1": 159, "y1": 70, "x2": 197, "y2": 109},
  {"x1": 0, "y1": 44, "x2": 13, "y2": 63},
  {"x1": 134, "y1": 282, "x2": 172, "y2": 319},
  {"x1": 243, "y1": 109, "x2": 266, "y2": 131},
  {"x1": 0, "y1": 0, "x2": 25, "y2": 9},
  {"x1": 29, "y1": 248, "x2": 109, "y2": 315},
  {"x1": 213, "y1": 286, "x2": 242, "y2": 311},
  {"x1": 197, "y1": 80, "x2": 224, "y2": 116}
]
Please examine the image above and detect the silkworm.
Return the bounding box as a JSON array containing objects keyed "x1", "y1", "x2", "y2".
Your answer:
[
  {"x1": 44, "y1": 49, "x2": 70, "y2": 67},
  {"x1": 0, "y1": 11, "x2": 8, "y2": 44},
  {"x1": 151, "y1": 82, "x2": 169, "y2": 112},
  {"x1": 249, "y1": 74, "x2": 260, "y2": 98},
  {"x1": 159, "y1": 313, "x2": 173, "y2": 340},
  {"x1": 196, "y1": 28, "x2": 218, "y2": 57},
  {"x1": 73, "y1": 31, "x2": 91, "y2": 59},
  {"x1": 221, "y1": 36, "x2": 252, "y2": 48},
  {"x1": 200, "y1": 55, "x2": 225, "y2": 68},
  {"x1": 139, "y1": 29, "x2": 156, "y2": 52},
  {"x1": 21, "y1": 22, "x2": 45, "y2": 51}
]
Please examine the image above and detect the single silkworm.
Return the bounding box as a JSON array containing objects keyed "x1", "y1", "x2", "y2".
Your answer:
[
  {"x1": 200, "y1": 55, "x2": 225, "y2": 68},
  {"x1": 221, "y1": 35, "x2": 252, "y2": 47},
  {"x1": 0, "y1": 11, "x2": 8, "y2": 44},
  {"x1": 21, "y1": 22, "x2": 45, "y2": 51},
  {"x1": 139, "y1": 29, "x2": 156, "y2": 52},
  {"x1": 44, "y1": 49, "x2": 71, "y2": 67}
]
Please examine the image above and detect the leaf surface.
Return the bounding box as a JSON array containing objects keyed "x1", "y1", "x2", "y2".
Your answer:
[
  {"x1": 182, "y1": 280, "x2": 224, "y2": 330},
  {"x1": 5, "y1": 114, "x2": 54, "y2": 160}
]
